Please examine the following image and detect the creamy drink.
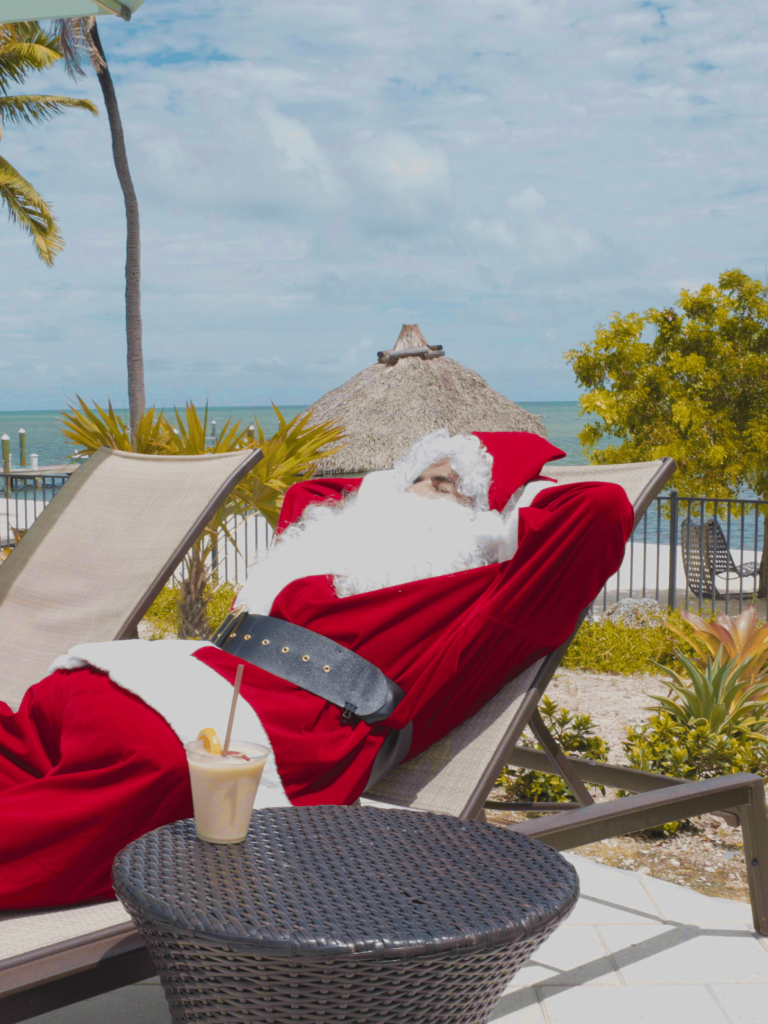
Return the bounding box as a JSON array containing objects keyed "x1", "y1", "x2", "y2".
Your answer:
[{"x1": 185, "y1": 738, "x2": 270, "y2": 844}]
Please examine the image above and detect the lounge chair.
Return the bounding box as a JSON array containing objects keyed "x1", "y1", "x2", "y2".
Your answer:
[
  {"x1": 681, "y1": 516, "x2": 759, "y2": 600},
  {"x1": 0, "y1": 446, "x2": 262, "y2": 1024},
  {"x1": 364, "y1": 458, "x2": 768, "y2": 937}
]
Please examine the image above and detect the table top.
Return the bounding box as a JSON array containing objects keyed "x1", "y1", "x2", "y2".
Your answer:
[{"x1": 112, "y1": 806, "x2": 579, "y2": 961}]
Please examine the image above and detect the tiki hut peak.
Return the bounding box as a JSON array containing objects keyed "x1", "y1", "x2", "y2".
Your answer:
[
  {"x1": 377, "y1": 324, "x2": 444, "y2": 365},
  {"x1": 308, "y1": 324, "x2": 546, "y2": 474}
]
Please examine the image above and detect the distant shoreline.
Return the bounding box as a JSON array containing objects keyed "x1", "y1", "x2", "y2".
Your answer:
[
  {"x1": 0, "y1": 400, "x2": 582, "y2": 414},
  {"x1": 0, "y1": 402, "x2": 593, "y2": 468}
]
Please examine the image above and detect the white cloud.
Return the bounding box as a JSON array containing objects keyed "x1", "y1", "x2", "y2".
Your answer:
[
  {"x1": 1, "y1": 0, "x2": 767, "y2": 408},
  {"x1": 465, "y1": 188, "x2": 607, "y2": 277},
  {"x1": 466, "y1": 218, "x2": 519, "y2": 249},
  {"x1": 354, "y1": 132, "x2": 451, "y2": 205},
  {"x1": 259, "y1": 102, "x2": 339, "y2": 193},
  {"x1": 507, "y1": 187, "x2": 547, "y2": 216}
]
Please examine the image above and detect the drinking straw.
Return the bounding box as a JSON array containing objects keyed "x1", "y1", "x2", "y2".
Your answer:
[{"x1": 223, "y1": 663, "x2": 244, "y2": 755}]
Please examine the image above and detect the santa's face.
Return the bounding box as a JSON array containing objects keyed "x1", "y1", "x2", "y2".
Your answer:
[{"x1": 404, "y1": 459, "x2": 472, "y2": 506}]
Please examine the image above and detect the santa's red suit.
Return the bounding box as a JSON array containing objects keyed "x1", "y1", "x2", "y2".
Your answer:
[{"x1": 0, "y1": 433, "x2": 633, "y2": 909}]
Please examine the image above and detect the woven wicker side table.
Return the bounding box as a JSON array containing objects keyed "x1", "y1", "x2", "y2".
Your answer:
[{"x1": 112, "y1": 806, "x2": 578, "y2": 1024}]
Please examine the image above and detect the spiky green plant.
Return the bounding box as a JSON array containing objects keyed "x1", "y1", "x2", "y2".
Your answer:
[
  {"x1": 649, "y1": 648, "x2": 768, "y2": 742},
  {"x1": 60, "y1": 398, "x2": 345, "y2": 638},
  {"x1": 60, "y1": 396, "x2": 170, "y2": 454},
  {"x1": 666, "y1": 605, "x2": 768, "y2": 698}
]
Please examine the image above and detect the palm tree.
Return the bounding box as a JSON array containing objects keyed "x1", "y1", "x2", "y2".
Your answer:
[
  {"x1": 54, "y1": 16, "x2": 145, "y2": 439},
  {"x1": 0, "y1": 21, "x2": 97, "y2": 265}
]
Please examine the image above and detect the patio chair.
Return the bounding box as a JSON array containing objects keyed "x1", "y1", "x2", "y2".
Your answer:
[
  {"x1": 364, "y1": 457, "x2": 768, "y2": 937},
  {"x1": 0, "y1": 446, "x2": 262, "y2": 1024},
  {"x1": 681, "y1": 516, "x2": 759, "y2": 600}
]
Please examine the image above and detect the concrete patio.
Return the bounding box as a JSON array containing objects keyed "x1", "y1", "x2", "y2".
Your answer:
[{"x1": 24, "y1": 853, "x2": 768, "y2": 1024}]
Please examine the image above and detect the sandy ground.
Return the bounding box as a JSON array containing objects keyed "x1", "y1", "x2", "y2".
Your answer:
[{"x1": 544, "y1": 668, "x2": 662, "y2": 759}]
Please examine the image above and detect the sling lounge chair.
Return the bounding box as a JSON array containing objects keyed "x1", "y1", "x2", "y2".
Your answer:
[
  {"x1": 0, "y1": 446, "x2": 262, "y2": 1024},
  {"x1": 364, "y1": 457, "x2": 768, "y2": 937},
  {"x1": 681, "y1": 516, "x2": 759, "y2": 600}
]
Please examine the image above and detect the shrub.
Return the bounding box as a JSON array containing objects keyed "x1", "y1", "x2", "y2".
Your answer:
[
  {"x1": 624, "y1": 712, "x2": 768, "y2": 781},
  {"x1": 144, "y1": 581, "x2": 240, "y2": 640},
  {"x1": 622, "y1": 641, "x2": 768, "y2": 835},
  {"x1": 562, "y1": 615, "x2": 687, "y2": 674},
  {"x1": 564, "y1": 606, "x2": 768, "y2": 680},
  {"x1": 496, "y1": 696, "x2": 610, "y2": 803},
  {"x1": 61, "y1": 398, "x2": 344, "y2": 639},
  {"x1": 623, "y1": 711, "x2": 768, "y2": 835}
]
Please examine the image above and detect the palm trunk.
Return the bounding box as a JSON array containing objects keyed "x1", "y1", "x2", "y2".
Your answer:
[
  {"x1": 88, "y1": 22, "x2": 145, "y2": 440},
  {"x1": 177, "y1": 543, "x2": 212, "y2": 640}
]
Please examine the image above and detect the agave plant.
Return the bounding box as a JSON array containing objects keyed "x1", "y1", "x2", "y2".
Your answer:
[
  {"x1": 665, "y1": 605, "x2": 768, "y2": 699},
  {"x1": 60, "y1": 398, "x2": 345, "y2": 638},
  {"x1": 649, "y1": 648, "x2": 768, "y2": 743}
]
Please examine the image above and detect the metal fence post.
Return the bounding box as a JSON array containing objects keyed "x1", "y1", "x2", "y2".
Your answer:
[{"x1": 668, "y1": 489, "x2": 678, "y2": 610}]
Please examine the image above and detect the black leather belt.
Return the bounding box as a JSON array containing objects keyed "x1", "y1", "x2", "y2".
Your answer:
[{"x1": 212, "y1": 611, "x2": 405, "y2": 726}]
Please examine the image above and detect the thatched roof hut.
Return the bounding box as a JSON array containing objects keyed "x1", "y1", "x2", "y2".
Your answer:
[{"x1": 309, "y1": 324, "x2": 545, "y2": 473}]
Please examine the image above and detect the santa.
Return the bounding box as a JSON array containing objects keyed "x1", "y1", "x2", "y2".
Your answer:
[{"x1": 0, "y1": 430, "x2": 633, "y2": 910}]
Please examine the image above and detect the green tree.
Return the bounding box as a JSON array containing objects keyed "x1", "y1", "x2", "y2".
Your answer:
[
  {"x1": 54, "y1": 17, "x2": 145, "y2": 439},
  {"x1": 566, "y1": 268, "x2": 768, "y2": 588},
  {"x1": 0, "y1": 21, "x2": 96, "y2": 264}
]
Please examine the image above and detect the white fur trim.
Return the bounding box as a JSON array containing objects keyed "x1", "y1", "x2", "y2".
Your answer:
[{"x1": 49, "y1": 640, "x2": 290, "y2": 808}]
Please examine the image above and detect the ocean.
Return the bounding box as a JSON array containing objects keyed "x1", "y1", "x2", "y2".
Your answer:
[
  {"x1": 0, "y1": 402, "x2": 596, "y2": 470},
  {"x1": 2, "y1": 400, "x2": 764, "y2": 567}
]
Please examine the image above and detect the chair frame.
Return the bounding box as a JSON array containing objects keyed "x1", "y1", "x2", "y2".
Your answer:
[
  {"x1": 0, "y1": 447, "x2": 263, "y2": 1024},
  {"x1": 479, "y1": 618, "x2": 768, "y2": 937}
]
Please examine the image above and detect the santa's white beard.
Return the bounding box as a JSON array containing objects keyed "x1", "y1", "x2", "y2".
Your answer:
[{"x1": 238, "y1": 487, "x2": 507, "y2": 616}]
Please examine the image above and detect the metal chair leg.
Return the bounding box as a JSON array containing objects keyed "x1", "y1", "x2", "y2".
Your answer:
[
  {"x1": 506, "y1": 772, "x2": 768, "y2": 936},
  {"x1": 734, "y1": 776, "x2": 768, "y2": 935}
]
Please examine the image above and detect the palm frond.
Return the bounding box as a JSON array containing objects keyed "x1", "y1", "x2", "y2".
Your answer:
[
  {"x1": 60, "y1": 396, "x2": 171, "y2": 455},
  {"x1": 246, "y1": 408, "x2": 346, "y2": 529},
  {"x1": 0, "y1": 94, "x2": 97, "y2": 126},
  {"x1": 0, "y1": 155, "x2": 62, "y2": 265},
  {"x1": 0, "y1": 24, "x2": 62, "y2": 91},
  {"x1": 52, "y1": 17, "x2": 103, "y2": 79}
]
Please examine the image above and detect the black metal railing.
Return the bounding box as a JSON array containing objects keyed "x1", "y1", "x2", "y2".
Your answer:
[
  {"x1": 2, "y1": 472, "x2": 765, "y2": 615},
  {"x1": 596, "y1": 489, "x2": 766, "y2": 615},
  {"x1": 0, "y1": 472, "x2": 73, "y2": 547}
]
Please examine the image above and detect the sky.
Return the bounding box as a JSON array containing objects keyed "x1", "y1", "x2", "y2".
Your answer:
[{"x1": 1, "y1": 0, "x2": 767, "y2": 410}]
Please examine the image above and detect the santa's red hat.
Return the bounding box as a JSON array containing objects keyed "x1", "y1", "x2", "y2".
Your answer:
[{"x1": 473, "y1": 431, "x2": 565, "y2": 513}]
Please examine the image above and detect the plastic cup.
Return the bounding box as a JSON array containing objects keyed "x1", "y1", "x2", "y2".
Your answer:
[{"x1": 185, "y1": 739, "x2": 270, "y2": 844}]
